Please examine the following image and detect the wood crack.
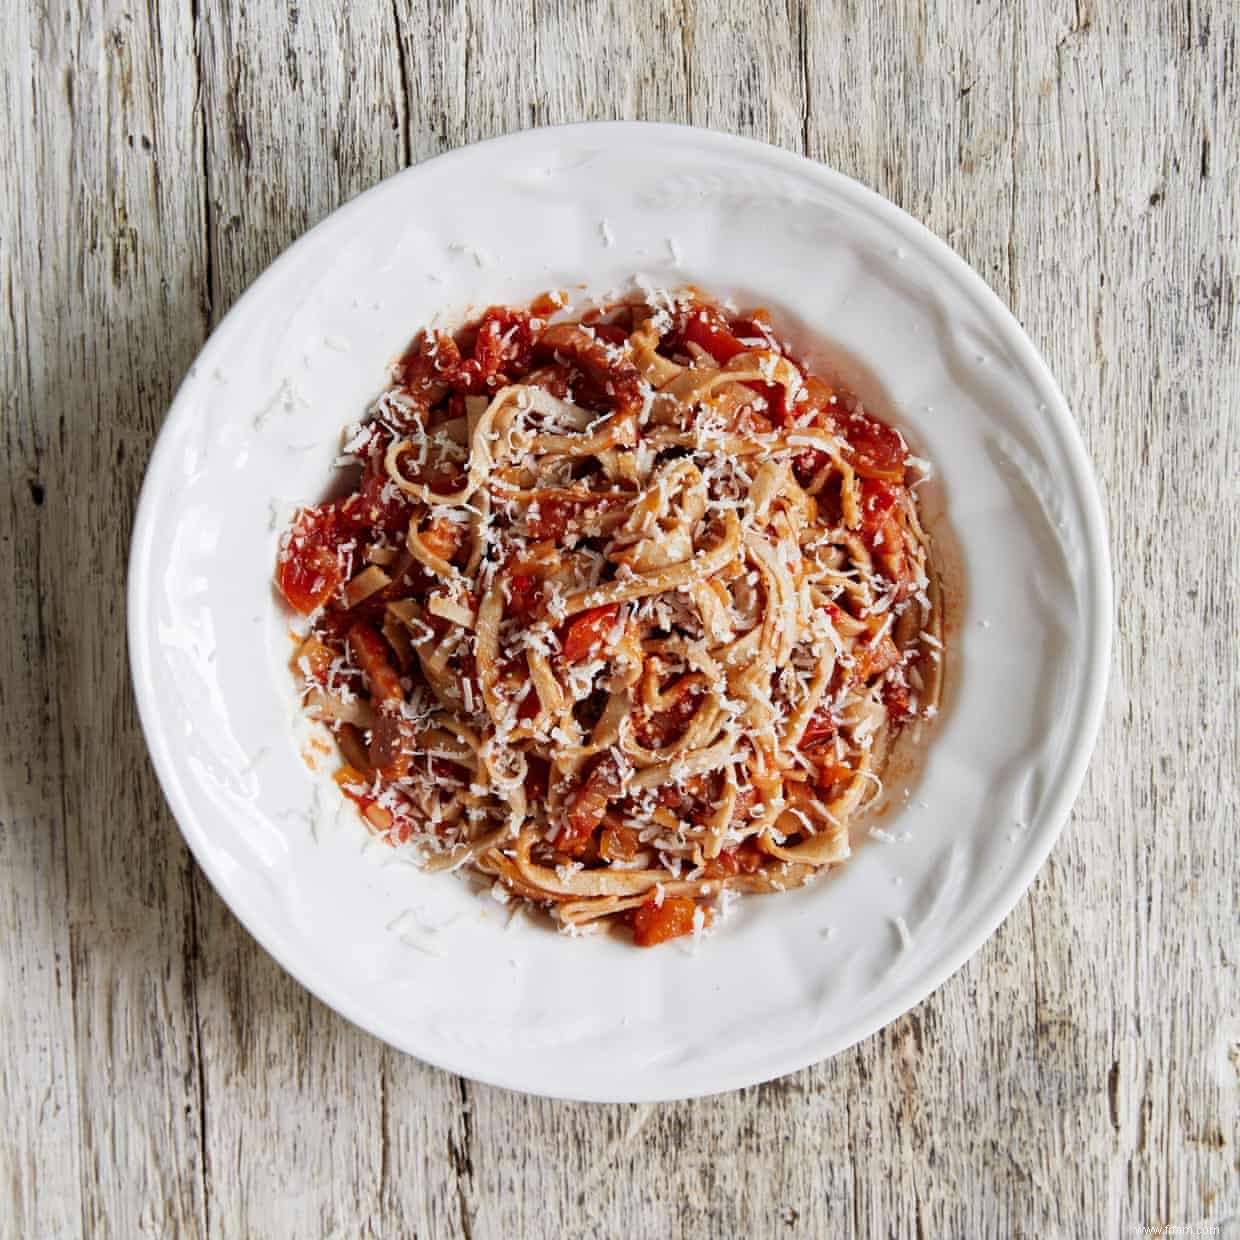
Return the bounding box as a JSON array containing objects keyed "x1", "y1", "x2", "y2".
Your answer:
[
  {"x1": 1007, "y1": 8, "x2": 1020, "y2": 313},
  {"x1": 192, "y1": 0, "x2": 214, "y2": 328},
  {"x1": 463, "y1": 10, "x2": 473, "y2": 139},
  {"x1": 379, "y1": 1055, "x2": 391, "y2": 1209},
  {"x1": 186, "y1": 873, "x2": 210, "y2": 1240},
  {"x1": 1108, "y1": 1059, "x2": 1122, "y2": 1132},
  {"x1": 448, "y1": 1077, "x2": 475, "y2": 1240},
  {"x1": 798, "y1": 0, "x2": 811, "y2": 156},
  {"x1": 530, "y1": 0, "x2": 540, "y2": 128},
  {"x1": 187, "y1": 2, "x2": 212, "y2": 1233},
  {"x1": 679, "y1": 0, "x2": 694, "y2": 121},
  {"x1": 390, "y1": 0, "x2": 412, "y2": 168}
]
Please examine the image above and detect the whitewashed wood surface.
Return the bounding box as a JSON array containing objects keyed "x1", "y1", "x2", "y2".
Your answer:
[{"x1": 2, "y1": 1, "x2": 1237, "y2": 1236}]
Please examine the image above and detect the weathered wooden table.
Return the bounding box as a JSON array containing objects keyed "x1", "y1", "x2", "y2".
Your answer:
[{"x1": 3, "y1": 2, "x2": 1237, "y2": 1235}]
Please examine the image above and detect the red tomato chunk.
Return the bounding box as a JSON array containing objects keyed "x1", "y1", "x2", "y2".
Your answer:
[
  {"x1": 845, "y1": 411, "x2": 907, "y2": 481},
  {"x1": 561, "y1": 603, "x2": 620, "y2": 663},
  {"x1": 277, "y1": 505, "x2": 349, "y2": 614},
  {"x1": 629, "y1": 896, "x2": 707, "y2": 947}
]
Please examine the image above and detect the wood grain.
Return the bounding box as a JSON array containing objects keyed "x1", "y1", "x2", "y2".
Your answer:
[{"x1": 2, "y1": 0, "x2": 1237, "y2": 1236}]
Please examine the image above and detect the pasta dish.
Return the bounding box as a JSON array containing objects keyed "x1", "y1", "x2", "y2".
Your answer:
[{"x1": 277, "y1": 288, "x2": 943, "y2": 946}]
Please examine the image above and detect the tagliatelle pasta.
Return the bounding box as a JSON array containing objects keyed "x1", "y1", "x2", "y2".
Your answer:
[{"x1": 276, "y1": 287, "x2": 943, "y2": 946}]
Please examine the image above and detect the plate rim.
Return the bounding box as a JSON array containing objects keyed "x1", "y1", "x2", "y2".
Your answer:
[{"x1": 127, "y1": 120, "x2": 1113, "y2": 1102}]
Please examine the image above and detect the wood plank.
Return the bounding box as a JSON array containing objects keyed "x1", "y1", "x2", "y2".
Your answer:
[
  {"x1": 0, "y1": 4, "x2": 86, "y2": 1233},
  {"x1": 0, "y1": 0, "x2": 212, "y2": 1235},
  {"x1": 1011, "y1": 0, "x2": 1240, "y2": 1231}
]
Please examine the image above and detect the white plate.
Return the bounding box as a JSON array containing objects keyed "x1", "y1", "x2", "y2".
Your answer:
[{"x1": 128, "y1": 123, "x2": 1111, "y2": 1102}]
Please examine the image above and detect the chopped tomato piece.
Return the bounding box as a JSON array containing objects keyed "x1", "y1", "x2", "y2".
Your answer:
[
  {"x1": 591, "y1": 322, "x2": 630, "y2": 346},
  {"x1": 527, "y1": 493, "x2": 625, "y2": 540},
  {"x1": 704, "y1": 833, "x2": 765, "y2": 878},
  {"x1": 515, "y1": 684, "x2": 541, "y2": 720},
  {"x1": 347, "y1": 622, "x2": 404, "y2": 703},
  {"x1": 634, "y1": 678, "x2": 703, "y2": 748},
  {"x1": 506, "y1": 572, "x2": 543, "y2": 619},
  {"x1": 801, "y1": 375, "x2": 837, "y2": 417},
  {"x1": 277, "y1": 505, "x2": 349, "y2": 614},
  {"x1": 561, "y1": 603, "x2": 620, "y2": 663},
  {"x1": 556, "y1": 754, "x2": 622, "y2": 855},
  {"x1": 743, "y1": 380, "x2": 788, "y2": 425},
  {"x1": 858, "y1": 480, "x2": 912, "y2": 592},
  {"x1": 859, "y1": 478, "x2": 900, "y2": 534},
  {"x1": 398, "y1": 308, "x2": 535, "y2": 397},
  {"x1": 523, "y1": 361, "x2": 574, "y2": 400},
  {"x1": 800, "y1": 706, "x2": 837, "y2": 748},
  {"x1": 526, "y1": 497, "x2": 573, "y2": 540},
  {"x1": 348, "y1": 435, "x2": 414, "y2": 535},
  {"x1": 394, "y1": 330, "x2": 458, "y2": 403},
  {"x1": 296, "y1": 636, "x2": 334, "y2": 684},
  {"x1": 852, "y1": 633, "x2": 902, "y2": 683},
  {"x1": 629, "y1": 896, "x2": 705, "y2": 947},
  {"x1": 734, "y1": 836, "x2": 766, "y2": 872},
  {"x1": 335, "y1": 770, "x2": 418, "y2": 842},
  {"x1": 454, "y1": 306, "x2": 535, "y2": 392},
  {"x1": 815, "y1": 759, "x2": 852, "y2": 793},
  {"x1": 680, "y1": 306, "x2": 747, "y2": 363},
  {"x1": 333, "y1": 764, "x2": 367, "y2": 791},
  {"x1": 536, "y1": 323, "x2": 645, "y2": 417},
  {"x1": 789, "y1": 386, "x2": 840, "y2": 475},
  {"x1": 554, "y1": 818, "x2": 596, "y2": 858},
  {"x1": 420, "y1": 516, "x2": 465, "y2": 564},
  {"x1": 882, "y1": 678, "x2": 913, "y2": 722},
  {"x1": 679, "y1": 306, "x2": 797, "y2": 422},
  {"x1": 599, "y1": 824, "x2": 640, "y2": 863},
  {"x1": 845, "y1": 411, "x2": 907, "y2": 481},
  {"x1": 729, "y1": 315, "x2": 778, "y2": 348},
  {"x1": 335, "y1": 765, "x2": 400, "y2": 836},
  {"x1": 529, "y1": 290, "x2": 567, "y2": 317},
  {"x1": 525, "y1": 498, "x2": 567, "y2": 543},
  {"x1": 354, "y1": 480, "x2": 410, "y2": 538}
]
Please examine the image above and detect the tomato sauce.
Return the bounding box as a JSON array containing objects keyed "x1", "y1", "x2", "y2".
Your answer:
[{"x1": 277, "y1": 290, "x2": 936, "y2": 948}]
